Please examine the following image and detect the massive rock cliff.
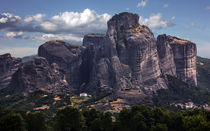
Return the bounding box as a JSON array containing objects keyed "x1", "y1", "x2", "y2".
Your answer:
[
  {"x1": 37, "y1": 12, "x2": 197, "y2": 95},
  {"x1": 0, "y1": 53, "x2": 21, "y2": 90},
  {"x1": 106, "y1": 12, "x2": 166, "y2": 91},
  {"x1": 0, "y1": 12, "x2": 197, "y2": 96},
  {"x1": 157, "y1": 35, "x2": 197, "y2": 86},
  {"x1": 9, "y1": 57, "x2": 71, "y2": 94},
  {"x1": 38, "y1": 40, "x2": 85, "y2": 90},
  {"x1": 38, "y1": 12, "x2": 169, "y2": 94}
]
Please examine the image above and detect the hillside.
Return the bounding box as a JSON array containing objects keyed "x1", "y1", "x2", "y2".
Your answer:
[{"x1": 197, "y1": 56, "x2": 210, "y2": 90}]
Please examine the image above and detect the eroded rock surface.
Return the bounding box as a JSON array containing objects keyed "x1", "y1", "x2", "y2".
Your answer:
[
  {"x1": 157, "y1": 35, "x2": 197, "y2": 86},
  {"x1": 1, "y1": 12, "x2": 197, "y2": 96},
  {"x1": 38, "y1": 40, "x2": 85, "y2": 89},
  {"x1": 9, "y1": 57, "x2": 71, "y2": 94},
  {"x1": 0, "y1": 53, "x2": 21, "y2": 90},
  {"x1": 37, "y1": 12, "x2": 197, "y2": 95}
]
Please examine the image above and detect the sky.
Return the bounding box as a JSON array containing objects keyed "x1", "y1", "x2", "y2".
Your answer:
[{"x1": 0, "y1": 0, "x2": 209, "y2": 58}]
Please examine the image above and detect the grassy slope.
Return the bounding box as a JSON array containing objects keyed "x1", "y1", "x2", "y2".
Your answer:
[{"x1": 0, "y1": 91, "x2": 71, "y2": 116}]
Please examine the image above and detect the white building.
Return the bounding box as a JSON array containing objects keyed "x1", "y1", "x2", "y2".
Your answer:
[
  {"x1": 80, "y1": 93, "x2": 88, "y2": 97},
  {"x1": 185, "y1": 102, "x2": 194, "y2": 109}
]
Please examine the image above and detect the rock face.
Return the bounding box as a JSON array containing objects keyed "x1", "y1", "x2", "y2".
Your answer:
[
  {"x1": 36, "y1": 12, "x2": 197, "y2": 95},
  {"x1": 157, "y1": 35, "x2": 197, "y2": 86},
  {"x1": 38, "y1": 40, "x2": 85, "y2": 90},
  {"x1": 1, "y1": 12, "x2": 197, "y2": 95},
  {"x1": 167, "y1": 35, "x2": 197, "y2": 86},
  {"x1": 157, "y1": 35, "x2": 177, "y2": 76},
  {"x1": 9, "y1": 57, "x2": 71, "y2": 94},
  {"x1": 106, "y1": 12, "x2": 167, "y2": 91},
  {"x1": 0, "y1": 53, "x2": 21, "y2": 90}
]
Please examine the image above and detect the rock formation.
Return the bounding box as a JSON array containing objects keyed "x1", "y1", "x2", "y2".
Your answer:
[
  {"x1": 106, "y1": 12, "x2": 167, "y2": 91},
  {"x1": 9, "y1": 57, "x2": 71, "y2": 94},
  {"x1": 157, "y1": 35, "x2": 197, "y2": 86},
  {"x1": 38, "y1": 40, "x2": 85, "y2": 90},
  {"x1": 0, "y1": 53, "x2": 21, "y2": 90},
  {"x1": 0, "y1": 12, "x2": 197, "y2": 96}
]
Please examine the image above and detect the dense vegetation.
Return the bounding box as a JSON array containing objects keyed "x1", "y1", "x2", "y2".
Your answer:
[
  {"x1": 197, "y1": 56, "x2": 210, "y2": 90},
  {"x1": 0, "y1": 105, "x2": 209, "y2": 131},
  {"x1": 153, "y1": 75, "x2": 210, "y2": 108},
  {"x1": 0, "y1": 91, "x2": 71, "y2": 117}
]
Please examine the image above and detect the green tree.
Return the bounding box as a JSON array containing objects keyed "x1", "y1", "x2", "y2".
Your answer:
[
  {"x1": 26, "y1": 112, "x2": 47, "y2": 131},
  {"x1": 55, "y1": 107, "x2": 85, "y2": 131},
  {"x1": 82, "y1": 108, "x2": 113, "y2": 131},
  {"x1": 0, "y1": 112, "x2": 26, "y2": 131},
  {"x1": 151, "y1": 123, "x2": 168, "y2": 131},
  {"x1": 183, "y1": 114, "x2": 210, "y2": 131}
]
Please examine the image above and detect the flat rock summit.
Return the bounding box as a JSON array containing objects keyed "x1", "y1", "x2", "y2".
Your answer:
[{"x1": 0, "y1": 12, "x2": 197, "y2": 96}]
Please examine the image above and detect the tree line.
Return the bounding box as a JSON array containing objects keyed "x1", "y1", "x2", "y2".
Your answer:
[{"x1": 0, "y1": 105, "x2": 209, "y2": 131}]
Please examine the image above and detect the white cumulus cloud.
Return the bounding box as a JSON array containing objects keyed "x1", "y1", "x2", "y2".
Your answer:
[
  {"x1": 24, "y1": 14, "x2": 45, "y2": 22},
  {"x1": 0, "y1": 9, "x2": 111, "y2": 43},
  {"x1": 5, "y1": 31, "x2": 24, "y2": 38},
  {"x1": 139, "y1": 13, "x2": 174, "y2": 30},
  {"x1": 39, "y1": 8, "x2": 111, "y2": 34},
  {"x1": 137, "y1": 0, "x2": 147, "y2": 8}
]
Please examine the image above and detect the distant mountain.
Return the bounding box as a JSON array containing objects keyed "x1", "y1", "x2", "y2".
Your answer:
[{"x1": 22, "y1": 54, "x2": 37, "y2": 62}]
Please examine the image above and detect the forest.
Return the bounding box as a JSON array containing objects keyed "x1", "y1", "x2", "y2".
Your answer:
[{"x1": 0, "y1": 105, "x2": 209, "y2": 131}]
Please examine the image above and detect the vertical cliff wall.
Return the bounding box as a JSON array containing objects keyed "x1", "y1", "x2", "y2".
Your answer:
[
  {"x1": 0, "y1": 53, "x2": 21, "y2": 90},
  {"x1": 157, "y1": 35, "x2": 197, "y2": 86}
]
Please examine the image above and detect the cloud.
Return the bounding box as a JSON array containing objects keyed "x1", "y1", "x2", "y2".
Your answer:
[
  {"x1": 163, "y1": 3, "x2": 168, "y2": 8},
  {"x1": 31, "y1": 33, "x2": 83, "y2": 43},
  {"x1": 0, "y1": 47, "x2": 37, "y2": 57},
  {"x1": 137, "y1": 0, "x2": 147, "y2": 8},
  {"x1": 0, "y1": 9, "x2": 174, "y2": 44},
  {"x1": 24, "y1": 14, "x2": 45, "y2": 22},
  {"x1": 139, "y1": 13, "x2": 175, "y2": 30},
  {"x1": 185, "y1": 23, "x2": 197, "y2": 29},
  {"x1": 39, "y1": 9, "x2": 111, "y2": 34},
  {"x1": 205, "y1": 6, "x2": 210, "y2": 10},
  {"x1": 171, "y1": 16, "x2": 175, "y2": 20},
  {"x1": 0, "y1": 9, "x2": 111, "y2": 43},
  {"x1": 5, "y1": 31, "x2": 24, "y2": 38}
]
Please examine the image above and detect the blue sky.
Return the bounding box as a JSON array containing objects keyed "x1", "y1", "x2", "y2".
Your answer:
[{"x1": 0, "y1": 0, "x2": 209, "y2": 58}]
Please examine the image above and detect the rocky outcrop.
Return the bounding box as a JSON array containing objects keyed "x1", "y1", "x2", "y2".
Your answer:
[
  {"x1": 106, "y1": 12, "x2": 167, "y2": 91},
  {"x1": 9, "y1": 57, "x2": 71, "y2": 94},
  {"x1": 168, "y1": 36, "x2": 197, "y2": 86},
  {"x1": 81, "y1": 34, "x2": 115, "y2": 93},
  {"x1": 157, "y1": 35, "x2": 197, "y2": 86},
  {"x1": 0, "y1": 12, "x2": 182, "y2": 96},
  {"x1": 0, "y1": 53, "x2": 21, "y2": 90},
  {"x1": 37, "y1": 12, "x2": 197, "y2": 95},
  {"x1": 38, "y1": 40, "x2": 85, "y2": 89},
  {"x1": 157, "y1": 35, "x2": 176, "y2": 76}
]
